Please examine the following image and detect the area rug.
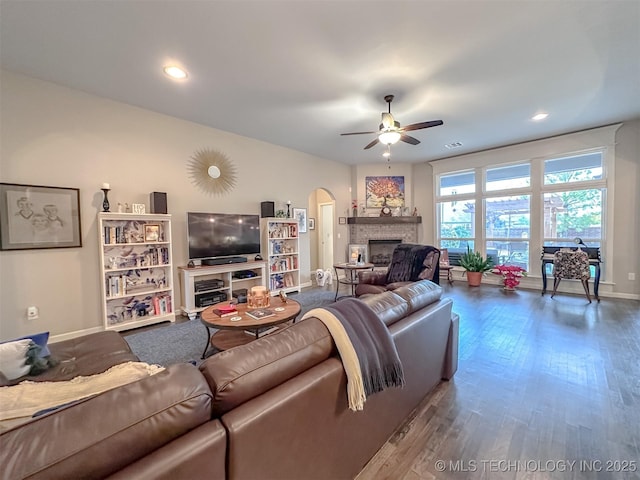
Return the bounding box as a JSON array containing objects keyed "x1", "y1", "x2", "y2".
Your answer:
[{"x1": 125, "y1": 286, "x2": 337, "y2": 366}]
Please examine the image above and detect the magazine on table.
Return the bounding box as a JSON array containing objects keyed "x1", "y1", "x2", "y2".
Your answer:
[{"x1": 246, "y1": 308, "x2": 275, "y2": 320}]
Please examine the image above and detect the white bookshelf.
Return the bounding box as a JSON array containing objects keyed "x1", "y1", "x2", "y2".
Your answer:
[
  {"x1": 261, "y1": 218, "x2": 301, "y2": 296},
  {"x1": 98, "y1": 212, "x2": 175, "y2": 331}
]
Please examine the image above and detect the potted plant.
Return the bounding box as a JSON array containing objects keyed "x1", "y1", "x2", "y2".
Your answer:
[
  {"x1": 458, "y1": 245, "x2": 494, "y2": 287},
  {"x1": 493, "y1": 264, "x2": 527, "y2": 291}
]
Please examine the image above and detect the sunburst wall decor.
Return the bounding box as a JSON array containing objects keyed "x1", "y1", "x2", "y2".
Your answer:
[{"x1": 187, "y1": 148, "x2": 237, "y2": 196}]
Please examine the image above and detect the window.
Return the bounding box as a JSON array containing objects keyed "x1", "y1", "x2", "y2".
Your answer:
[
  {"x1": 438, "y1": 200, "x2": 475, "y2": 251},
  {"x1": 486, "y1": 164, "x2": 530, "y2": 191},
  {"x1": 544, "y1": 152, "x2": 602, "y2": 185},
  {"x1": 436, "y1": 150, "x2": 607, "y2": 275},
  {"x1": 438, "y1": 171, "x2": 475, "y2": 196},
  {"x1": 485, "y1": 195, "x2": 530, "y2": 269}
]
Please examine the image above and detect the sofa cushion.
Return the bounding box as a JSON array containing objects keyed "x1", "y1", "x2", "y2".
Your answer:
[
  {"x1": 391, "y1": 280, "x2": 443, "y2": 313},
  {"x1": 0, "y1": 363, "x2": 212, "y2": 480},
  {"x1": 359, "y1": 290, "x2": 409, "y2": 327},
  {"x1": 200, "y1": 318, "x2": 335, "y2": 416}
]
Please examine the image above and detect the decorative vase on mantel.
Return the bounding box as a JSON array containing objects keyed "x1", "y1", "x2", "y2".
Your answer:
[{"x1": 353, "y1": 207, "x2": 358, "y2": 217}]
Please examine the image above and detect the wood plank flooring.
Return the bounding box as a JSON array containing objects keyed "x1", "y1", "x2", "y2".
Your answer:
[{"x1": 356, "y1": 284, "x2": 640, "y2": 480}]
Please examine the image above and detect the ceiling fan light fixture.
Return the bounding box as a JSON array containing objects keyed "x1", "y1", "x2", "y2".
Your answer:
[
  {"x1": 379, "y1": 130, "x2": 401, "y2": 145},
  {"x1": 163, "y1": 65, "x2": 188, "y2": 79}
]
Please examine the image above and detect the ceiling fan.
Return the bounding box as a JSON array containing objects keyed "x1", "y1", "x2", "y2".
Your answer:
[{"x1": 341, "y1": 95, "x2": 443, "y2": 150}]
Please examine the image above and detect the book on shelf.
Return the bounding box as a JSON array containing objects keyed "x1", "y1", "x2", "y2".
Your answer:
[
  {"x1": 244, "y1": 326, "x2": 279, "y2": 338},
  {"x1": 246, "y1": 308, "x2": 275, "y2": 320}
]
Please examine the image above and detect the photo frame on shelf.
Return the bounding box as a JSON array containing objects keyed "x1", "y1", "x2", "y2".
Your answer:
[
  {"x1": 308, "y1": 218, "x2": 315, "y2": 230},
  {"x1": 132, "y1": 203, "x2": 146, "y2": 214},
  {"x1": 293, "y1": 207, "x2": 307, "y2": 233},
  {"x1": 348, "y1": 244, "x2": 368, "y2": 265},
  {"x1": 144, "y1": 224, "x2": 160, "y2": 242},
  {"x1": 0, "y1": 182, "x2": 82, "y2": 250},
  {"x1": 338, "y1": 217, "x2": 347, "y2": 225}
]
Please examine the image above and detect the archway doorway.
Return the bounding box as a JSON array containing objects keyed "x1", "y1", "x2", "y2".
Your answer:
[{"x1": 308, "y1": 188, "x2": 335, "y2": 274}]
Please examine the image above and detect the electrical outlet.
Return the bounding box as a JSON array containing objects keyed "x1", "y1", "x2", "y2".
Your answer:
[
  {"x1": 27, "y1": 306, "x2": 39, "y2": 320},
  {"x1": 629, "y1": 273, "x2": 636, "y2": 281}
]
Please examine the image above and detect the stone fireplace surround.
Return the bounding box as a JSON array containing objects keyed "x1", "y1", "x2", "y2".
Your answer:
[{"x1": 348, "y1": 217, "x2": 422, "y2": 266}]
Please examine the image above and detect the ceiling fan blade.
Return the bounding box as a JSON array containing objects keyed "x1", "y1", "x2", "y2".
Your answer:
[
  {"x1": 400, "y1": 134, "x2": 420, "y2": 145},
  {"x1": 400, "y1": 120, "x2": 444, "y2": 132},
  {"x1": 341, "y1": 131, "x2": 378, "y2": 136},
  {"x1": 364, "y1": 138, "x2": 380, "y2": 150}
]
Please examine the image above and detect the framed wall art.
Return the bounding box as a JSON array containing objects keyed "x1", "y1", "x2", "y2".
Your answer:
[
  {"x1": 365, "y1": 176, "x2": 405, "y2": 208},
  {"x1": 293, "y1": 207, "x2": 307, "y2": 234},
  {"x1": 308, "y1": 218, "x2": 315, "y2": 230},
  {"x1": 338, "y1": 217, "x2": 347, "y2": 225},
  {"x1": 0, "y1": 183, "x2": 82, "y2": 251}
]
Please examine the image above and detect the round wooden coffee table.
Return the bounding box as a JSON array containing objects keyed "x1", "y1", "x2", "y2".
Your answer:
[{"x1": 200, "y1": 299, "x2": 301, "y2": 357}]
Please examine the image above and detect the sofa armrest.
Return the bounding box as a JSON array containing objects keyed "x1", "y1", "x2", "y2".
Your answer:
[
  {"x1": 442, "y1": 313, "x2": 459, "y2": 380},
  {"x1": 357, "y1": 270, "x2": 388, "y2": 285},
  {"x1": 1, "y1": 363, "x2": 212, "y2": 480}
]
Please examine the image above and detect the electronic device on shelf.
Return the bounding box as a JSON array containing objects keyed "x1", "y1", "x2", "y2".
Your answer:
[
  {"x1": 195, "y1": 291, "x2": 228, "y2": 308},
  {"x1": 233, "y1": 270, "x2": 258, "y2": 279},
  {"x1": 187, "y1": 212, "x2": 260, "y2": 263},
  {"x1": 194, "y1": 279, "x2": 225, "y2": 292},
  {"x1": 232, "y1": 288, "x2": 248, "y2": 303}
]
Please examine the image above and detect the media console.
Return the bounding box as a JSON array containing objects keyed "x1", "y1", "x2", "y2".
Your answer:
[{"x1": 178, "y1": 260, "x2": 267, "y2": 320}]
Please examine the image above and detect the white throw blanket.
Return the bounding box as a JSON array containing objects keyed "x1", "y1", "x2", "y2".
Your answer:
[{"x1": 0, "y1": 361, "x2": 165, "y2": 423}]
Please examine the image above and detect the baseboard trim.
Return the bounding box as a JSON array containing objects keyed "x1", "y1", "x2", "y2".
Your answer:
[{"x1": 50, "y1": 326, "x2": 104, "y2": 343}]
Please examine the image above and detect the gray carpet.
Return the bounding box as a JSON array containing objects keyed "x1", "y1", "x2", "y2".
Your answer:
[{"x1": 125, "y1": 286, "x2": 337, "y2": 366}]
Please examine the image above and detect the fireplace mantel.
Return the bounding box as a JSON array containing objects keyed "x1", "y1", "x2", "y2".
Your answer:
[{"x1": 347, "y1": 216, "x2": 422, "y2": 225}]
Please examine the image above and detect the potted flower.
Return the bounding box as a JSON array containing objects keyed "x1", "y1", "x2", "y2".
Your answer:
[
  {"x1": 458, "y1": 245, "x2": 494, "y2": 287},
  {"x1": 493, "y1": 264, "x2": 527, "y2": 291},
  {"x1": 351, "y1": 199, "x2": 358, "y2": 217}
]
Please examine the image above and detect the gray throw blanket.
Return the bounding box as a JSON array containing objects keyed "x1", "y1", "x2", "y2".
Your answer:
[{"x1": 301, "y1": 298, "x2": 404, "y2": 411}]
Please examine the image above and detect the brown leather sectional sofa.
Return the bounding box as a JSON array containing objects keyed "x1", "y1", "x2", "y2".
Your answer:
[{"x1": 1, "y1": 280, "x2": 458, "y2": 480}]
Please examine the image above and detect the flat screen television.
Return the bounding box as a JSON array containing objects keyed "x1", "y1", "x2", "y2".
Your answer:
[{"x1": 187, "y1": 212, "x2": 261, "y2": 260}]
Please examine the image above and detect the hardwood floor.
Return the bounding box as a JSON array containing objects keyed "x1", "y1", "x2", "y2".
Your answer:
[{"x1": 356, "y1": 284, "x2": 640, "y2": 480}]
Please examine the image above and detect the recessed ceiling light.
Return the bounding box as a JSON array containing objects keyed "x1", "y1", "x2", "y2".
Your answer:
[
  {"x1": 445, "y1": 142, "x2": 463, "y2": 149},
  {"x1": 532, "y1": 112, "x2": 548, "y2": 121},
  {"x1": 163, "y1": 65, "x2": 188, "y2": 79}
]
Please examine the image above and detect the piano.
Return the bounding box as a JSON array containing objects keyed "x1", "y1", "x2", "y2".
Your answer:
[{"x1": 541, "y1": 246, "x2": 602, "y2": 300}]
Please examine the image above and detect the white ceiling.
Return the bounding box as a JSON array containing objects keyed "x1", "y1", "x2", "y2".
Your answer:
[{"x1": 1, "y1": 0, "x2": 639, "y2": 166}]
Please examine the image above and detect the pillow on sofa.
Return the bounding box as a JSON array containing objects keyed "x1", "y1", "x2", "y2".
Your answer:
[
  {"x1": 0, "y1": 340, "x2": 33, "y2": 381},
  {"x1": 5, "y1": 331, "x2": 51, "y2": 357},
  {"x1": 0, "y1": 332, "x2": 56, "y2": 384}
]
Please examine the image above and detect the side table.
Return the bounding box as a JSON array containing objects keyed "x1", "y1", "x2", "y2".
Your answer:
[{"x1": 333, "y1": 262, "x2": 375, "y2": 300}]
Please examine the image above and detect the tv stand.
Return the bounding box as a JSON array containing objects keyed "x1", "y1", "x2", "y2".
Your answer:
[
  {"x1": 178, "y1": 261, "x2": 267, "y2": 320},
  {"x1": 202, "y1": 256, "x2": 248, "y2": 266}
]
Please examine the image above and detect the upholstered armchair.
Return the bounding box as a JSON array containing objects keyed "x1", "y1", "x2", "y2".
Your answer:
[
  {"x1": 355, "y1": 244, "x2": 440, "y2": 297},
  {"x1": 551, "y1": 249, "x2": 592, "y2": 303}
]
